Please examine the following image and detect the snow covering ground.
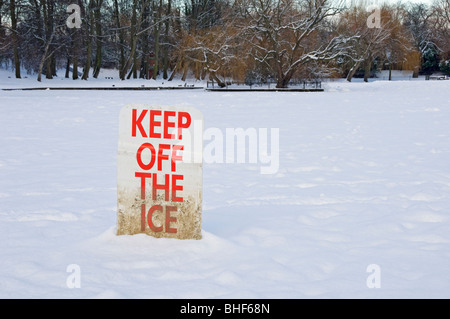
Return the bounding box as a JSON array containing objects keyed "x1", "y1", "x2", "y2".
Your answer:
[
  {"x1": 0, "y1": 68, "x2": 202, "y2": 89},
  {"x1": 0, "y1": 69, "x2": 449, "y2": 299}
]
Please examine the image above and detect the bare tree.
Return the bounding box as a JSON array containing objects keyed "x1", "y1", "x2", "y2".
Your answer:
[
  {"x1": 0, "y1": 0, "x2": 5, "y2": 50},
  {"x1": 241, "y1": 0, "x2": 355, "y2": 87},
  {"x1": 430, "y1": 0, "x2": 450, "y2": 59},
  {"x1": 10, "y1": 0, "x2": 21, "y2": 78},
  {"x1": 1, "y1": 0, "x2": 427, "y2": 83},
  {"x1": 404, "y1": 2, "x2": 440, "y2": 75},
  {"x1": 337, "y1": 4, "x2": 393, "y2": 82},
  {"x1": 382, "y1": 5, "x2": 414, "y2": 80},
  {"x1": 81, "y1": 0, "x2": 94, "y2": 80},
  {"x1": 119, "y1": 0, "x2": 150, "y2": 80},
  {"x1": 92, "y1": 0, "x2": 103, "y2": 78},
  {"x1": 183, "y1": 25, "x2": 238, "y2": 87},
  {"x1": 113, "y1": 0, "x2": 125, "y2": 74}
]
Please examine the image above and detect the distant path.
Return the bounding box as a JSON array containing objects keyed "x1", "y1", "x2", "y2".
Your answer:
[
  {"x1": 2, "y1": 86, "x2": 204, "y2": 91},
  {"x1": 2, "y1": 86, "x2": 324, "y2": 92}
]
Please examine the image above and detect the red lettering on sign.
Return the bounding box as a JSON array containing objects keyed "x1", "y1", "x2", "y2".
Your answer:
[
  {"x1": 135, "y1": 172, "x2": 152, "y2": 231},
  {"x1": 132, "y1": 108, "x2": 195, "y2": 235},
  {"x1": 132, "y1": 109, "x2": 148, "y2": 138},
  {"x1": 171, "y1": 145, "x2": 183, "y2": 172},
  {"x1": 177, "y1": 112, "x2": 191, "y2": 139},
  {"x1": 149, "y1": 110, "x2": 162, "y2": 138},
  {"x1": 136, "y1": 143, "x2": 156, "y2": 170},
  {"x1": 135, "y1": 172, "x2": 151, "y2": 199},
  {"x1": 165, "y1": 206, "x2": 177, "y2": 233},
  {"x1": 157, "y1": 143, "x2": 170, "y2": 171},
  {"x1": 164, "y1": 111, "x2": 176, "y2": 139},
  {"x1": 171, "y1": 174, "x2": 183, "y2": 202},
  {"x1": 152, "y1": 173, "x2": 170, "y2": 201},
  {"x1": 148, "y1": 205, "x2": 163, "y2": 232},
  {"x1": 132, "y1": 109, "x2": 192, "y2": 140}
]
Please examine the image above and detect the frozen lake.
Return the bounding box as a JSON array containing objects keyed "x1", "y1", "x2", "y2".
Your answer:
[{"x1": 1, "y1": 77, "x2": 449, "y2": 298}]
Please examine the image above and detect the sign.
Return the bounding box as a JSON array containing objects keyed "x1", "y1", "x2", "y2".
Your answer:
[{"x1": 117, "y1": 105, "x2": 203, "y2": 239}]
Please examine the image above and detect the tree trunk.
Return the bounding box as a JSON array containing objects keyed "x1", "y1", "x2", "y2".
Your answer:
[
  {"x1": 152, "y1": 0, "x2": 162, "y2": 80},
  {"x1": 413, "y1": 66, "x2": 419, "y2": 78},
  {"x1": 194, "y1": 61, "x2": 200, "y2": 80},
  {"x1": 127, "y1": 65, "x2": 133, "y2": 79},
  {"x1": 181, "y1": 60, "x2": 189, "y2": 81},
  {"x1": 73, "y1": 56, "x2": 79, "y2": 79},
  {"x1": 37, "y1": 32, "x2": 54, "y2": 82},
  {"x1": 65, "y1": 57, "x2": 71, "y2": 78},
  {"x1": 140, "y1": 53, "x2": 148, "y2": 79},
  {"x1": 276, "y1": 69, "x2": 294, "y2": 88},
  {"x1": 82, "y1": 42, "x2": 92, "y2": 80},
  {"x1": 113, "y1": 0, "x2": 125, "y2": 76},
  {"x1": 132, "y1": 49, "x2": 138, "y2": 79},
  {"x1": 162, "y1": 0, "x2": 171, "y2": 79},
  {"x1": 139, "y1": 1, "x2": 151, "y2": 79},
  {"x1": 120, "y1": 0, "x2": 139, "y2": 80},
  {"x1": 92, "y1": 0, "x2": 103, "y2": 78},
  {"x1": 201, "y1": 66, "x2": 207, "y2": 80},
  {"x1": 51, "y1": 54, "x2": 56, "y2": 76},
  {"x1": 276, "y1": 78, "x2": 289, "y2": 88},
  {"x1": 44, "y1": 0, "x2": 54, "y2": 79},
  {"x1": 45, "y1": 55, "x2": 53, "y2": 79},
  {"x1": 210, "y1": 72, "x2": 225, "y2": 88},
  {"x1": 72, "y1": 29, "x2": 79, "y2": 79},
  {"x1": 168, "y1": 58, "x2": 180, "y2": 81},
  {"x1": 10, "y1": 0, "x2": 21, "y2": 78},
  {"x1": 346, "y1": 60, "x2": 362, "y2": 82},
  {"x1": 82, "y1": 0, "x2": 94, "y2": 80},
  {"x1": 0, "y1": 0, "x2": 4, "y2": 40},
  {"x1": 363, "y1": 58, "x2": 372, "y2": 83}
]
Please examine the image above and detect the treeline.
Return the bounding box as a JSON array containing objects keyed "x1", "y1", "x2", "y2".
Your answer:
[{"x1": 0, "y1": 0, "x2": 449, "y2": 87}]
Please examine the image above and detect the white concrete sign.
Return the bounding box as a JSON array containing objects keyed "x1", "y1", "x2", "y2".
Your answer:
[{"x1": 117, "y1": 105, "x2": 203, "y2": 239}]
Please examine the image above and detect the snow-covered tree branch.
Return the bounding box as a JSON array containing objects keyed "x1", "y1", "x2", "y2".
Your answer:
[{"x1": 241, "y1": 0, "x2": 356, "y2": 88}]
